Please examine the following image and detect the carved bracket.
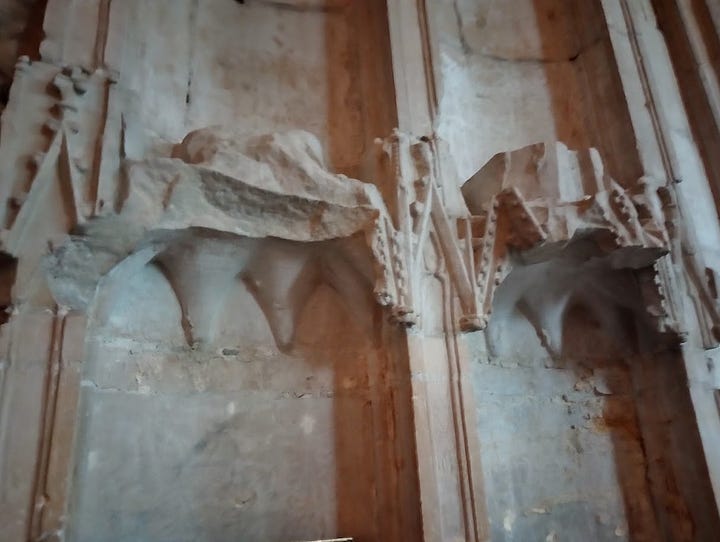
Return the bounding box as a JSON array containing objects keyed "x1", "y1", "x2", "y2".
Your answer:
[
  {"x1": 372, "y1": 135, "x2": 675, "y2": 336},
  {"x1": 0, "y1": 61, "x2": 686, "y2": 344}
]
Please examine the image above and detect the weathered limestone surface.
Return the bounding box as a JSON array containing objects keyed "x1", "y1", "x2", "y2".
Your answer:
[
  {"x1": 0, "y1": 1, "x2": 719, "y2": 542},
  {"x1": 433, "y1": 0, "x2": 641, "y2": 185},
  {"x1": 428, "y1": 1, "x2": 720, "y2": 540}
]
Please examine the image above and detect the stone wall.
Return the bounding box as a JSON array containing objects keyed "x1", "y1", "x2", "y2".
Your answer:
[{"x1": 1, "y1": 1, "x2": 720, "y2": 541}]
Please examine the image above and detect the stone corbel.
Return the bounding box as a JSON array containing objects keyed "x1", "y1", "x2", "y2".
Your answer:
[
  {"x1": 0, "y1": 62, "x2": 681, "y2": 344},
  {"x1": 370, "y1": 131, "x2": 437, "y2": 328},
  {"x1": 376, "y1": 137, "x2": 676, "y2": 337},
  {"x1": 463, "y1": 181, "x2": 669, "y2": 334}
]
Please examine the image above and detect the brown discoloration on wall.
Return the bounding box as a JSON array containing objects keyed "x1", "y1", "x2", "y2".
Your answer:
[{"x1": 1, "y1": 1, "x2": 720, "y2": 541}]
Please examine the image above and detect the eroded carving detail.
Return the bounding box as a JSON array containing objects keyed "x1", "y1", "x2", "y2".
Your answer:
[
  {"x1": 372, "y1": 136, "x2": 673, "y2": 336},
  {"x1": 0, "y1": 62, "x2": 679, "y2": 343}
]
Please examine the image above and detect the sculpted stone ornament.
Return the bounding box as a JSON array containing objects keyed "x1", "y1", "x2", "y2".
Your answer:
[
  {"x1": 42, "y1": 125, "x2": 392, "y2": 349},
  {"x1": 0, "y1": 61, "x2": 685, "y2": 348},
  {"x1": 0, "y1": 57, "x2": 678, "y2": 343},
  {"x1": 1, "y1": 2, "x2": 719, "y2": 541},
  {"x1": 456, "y1": 143, "x2": 669, "y2": 333},
  {"x1": 370, "y1": 135, "x2": 674, "y2": 337}
]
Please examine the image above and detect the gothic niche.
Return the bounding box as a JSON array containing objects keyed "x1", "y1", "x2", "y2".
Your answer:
[
  {"x1": 462, "y1": 142, "x2": 716, "y2": 540},
  {"x1": 44, "y1": 129, "x2": 420, "y2": 541}
]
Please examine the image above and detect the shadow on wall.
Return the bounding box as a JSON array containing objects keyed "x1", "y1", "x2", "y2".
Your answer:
[
  {"x1": 479, "y1": 236, "x2": 720, "y2": 541},
  {"x1": 0, "y1": 0, "x2": 47, "y2": 108},
  {"x1": 0, "y1": 252, "x2": 16, "y2": 324},
  {"x1": 528, "y1": 1, "x2": 720, "y2": 539},
  {"x1": 323, "y1": 0, "x2": 396, "y2": 185},
  {"x1": 531, "y1": 0, "x2": 642, "y2": 186}
]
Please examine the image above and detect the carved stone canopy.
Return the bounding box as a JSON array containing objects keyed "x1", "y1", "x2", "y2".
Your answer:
[
  {"x1": 37, "y1": 125, "x2": 675, "y2": 349},
  {"x1": 0, "y1": 62, "x2": 674, "y2": 343},
  {"x1": 43, "y1": 128, "x2": 384, "y2": 350}
]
